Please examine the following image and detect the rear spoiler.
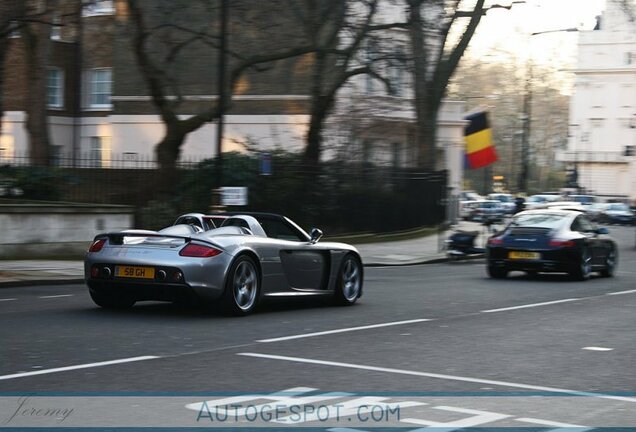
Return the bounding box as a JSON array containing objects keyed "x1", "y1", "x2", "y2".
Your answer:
[{"x1": 94, "y1": 232, "x2": 222, "y2": 249}]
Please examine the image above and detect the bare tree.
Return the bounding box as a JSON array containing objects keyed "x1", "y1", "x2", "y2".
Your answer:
[
  {"x1": 0, "y1": 1, "x2": 27, "y2": 138},
  {"x1": 618, "y1": 0, "x2": 636, "y2": 24},
  {"x1": 406, "y1": 0, "x2": 502, "y2": 171},
  {"x1": 291, "y1": 0, "x2": 397, "y2": 166},
  {"x1": 20, "y1": 0, "x2": 60, "y2": 166},
  {"x1": 124, "y1": 0, "x2": 318, "y2": 173}
]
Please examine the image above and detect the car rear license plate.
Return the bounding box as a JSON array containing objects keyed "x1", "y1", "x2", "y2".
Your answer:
[
  {"x1": 509, "y1": 251, "x2": 540, "y2": 260},
  {"x1": 115, "y1": 266, "x2": 155, "y2": 279}
]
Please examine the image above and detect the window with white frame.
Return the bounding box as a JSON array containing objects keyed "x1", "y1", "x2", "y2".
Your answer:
[
  {"x1": 88, "y1": 68, "x2": 112, "y2": 109},
  {"x1": 83, "y1": 0, "x2": 115, "y2": 16},
  {"x1": 88, "y1": 137, "x2": 103, "y2": 167},
  {"x1": 47, "y1": 68, "x2": 64, "y2": 108}
]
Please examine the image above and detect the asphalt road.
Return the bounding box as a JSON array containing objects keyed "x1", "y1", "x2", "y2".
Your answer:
[{"x1": 1, "y1": 225, "x2": 635, "y2": 430}]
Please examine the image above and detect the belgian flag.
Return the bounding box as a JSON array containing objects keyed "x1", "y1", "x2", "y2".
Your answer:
[{"x1": 464, "y1": 111, "x2": 498, "y2": 169}]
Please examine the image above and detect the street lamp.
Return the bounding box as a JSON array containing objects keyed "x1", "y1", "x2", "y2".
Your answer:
[{"x1": 517, "y1": 27, "x2": 578, "y2": 194}]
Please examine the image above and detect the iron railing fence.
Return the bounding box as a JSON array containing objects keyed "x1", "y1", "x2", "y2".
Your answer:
[{"x1": 0, "y1": 153, "x2": 447, "y2": 234}]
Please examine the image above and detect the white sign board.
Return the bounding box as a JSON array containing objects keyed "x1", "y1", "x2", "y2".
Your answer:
[{"x1": 221, "y1": 186, "x2": 248, "y2": 206}]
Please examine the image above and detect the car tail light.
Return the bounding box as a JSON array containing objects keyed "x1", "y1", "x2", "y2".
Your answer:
[
  {"x1": 179, "y1": 243, "x2": 222, "y2": 258},
  {"x1": 548, "y1": 239, "x2": 575, "y2": 247},
  {"x1": 88, "y1": 238, "x2": 106, "y2": 253},
  {"x1": 488, "y1": 237, "x2": 503, "y2": 246}
]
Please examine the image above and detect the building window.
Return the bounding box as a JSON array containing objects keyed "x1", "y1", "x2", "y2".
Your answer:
[
  {"x1": 50, "y1": 14, "x2": 61, "y2": 40},
  {"x1": 8, "y1": 21, "x2": 20, "y2": 38},
  {"x1": 88, "y1": 68, "x2": 112, "y2": 109},
  {"x1": 390, "y1": 47, "x2": 405, "y2": 97},
  {"x1": 89, "y1": 137, "x2": 103, "y2": 168},
  {"x1": 47, "y1": 68, "x2": 64, "y2": 108},
  {"x1": 83, "y1": 0, "x2": 115, "y2": 16}
]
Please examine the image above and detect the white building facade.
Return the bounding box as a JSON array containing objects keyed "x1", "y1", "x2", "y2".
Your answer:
[{"x1": 558, "y1": 0, "x2": 636, "y2": 202}]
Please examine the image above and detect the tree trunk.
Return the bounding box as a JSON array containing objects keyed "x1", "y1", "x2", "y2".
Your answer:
[
  {"x1": 155, "y1": 121, "x2": 187, "y2": 190},
  {"x1": 0, "y1": 39, "x2": 8, "y2": 138},
  {"x1": 23, "y1": 1, "x2": 55, "y2": 167},
  {"x1": 407, "y1": 2, "x2": 436, "y2": 171},
  {"x1": 304, "y1": 97, "x2": 332, "y2": 166}
]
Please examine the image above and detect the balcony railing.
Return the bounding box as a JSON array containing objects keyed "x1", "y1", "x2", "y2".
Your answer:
[{"x1": 556, "y1": 150, "x2": 630, "y2": 163}]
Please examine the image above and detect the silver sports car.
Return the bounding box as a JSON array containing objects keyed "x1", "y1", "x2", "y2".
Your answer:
[{"x1": 85, "y1": 213, "x2": 363, "y2": 315}]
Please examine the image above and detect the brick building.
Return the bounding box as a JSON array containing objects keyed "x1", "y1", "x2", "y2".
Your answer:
[{"x1": 1, "y1": 0, "x2": 467, "y2": 209}]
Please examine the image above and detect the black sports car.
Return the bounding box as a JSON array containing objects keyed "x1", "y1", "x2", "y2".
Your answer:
[{"x1": 486, "y1": 209, "x2": 617, "y2": 280}]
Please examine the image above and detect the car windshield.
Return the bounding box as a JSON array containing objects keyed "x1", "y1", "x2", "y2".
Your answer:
[
  {"x1": 511, "y1": 213, "x2": 568, "y2": 229},
  {"x1": 480, "y1": 202, "x2": 499, "y2": 208},
  {"x1": 607, "y1": 203, "x2": 629, "y2": 211}
]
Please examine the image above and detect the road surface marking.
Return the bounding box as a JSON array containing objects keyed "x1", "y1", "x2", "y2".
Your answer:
[
  {"x1": 402, "y1": 405, "x2": 511, "y2": 428},
  {"x1": 606, "y1": 289, "x2": 636, "y2": 296},
  {"x1": 582, "y1": 346, "x2": 614, "y2": 351},
  {"x1": 38, "y1": 294, "x2": 74, "y2": 299},
  {"x1": 0, "y1": 356, "x2": 159, "y2": 381},
  {"x1": 256, "y1": 319, "x2": 433, "y2": 343},
  {"x1": 0, "y1": 298, "x2": 17, "y2": 302},
  {"x1": 516, "y1": 417, "x2": 592, "y2": 430},
  {"x1": 481, "y1": 298, "x2": 580, "y2": 313},
  {"x1": 238, "y1": 352, "x2": 636, "y2": 404}
]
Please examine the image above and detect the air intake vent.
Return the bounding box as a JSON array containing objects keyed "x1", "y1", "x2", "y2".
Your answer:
[{"x1": 510, "y1": 227, "x2": 552, "y2": 236}]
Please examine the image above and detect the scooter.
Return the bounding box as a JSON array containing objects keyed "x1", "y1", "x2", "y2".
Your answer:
[
  {"x1": 445, "y1": 219, "x2": 498, "y2": 261},
  {"x1": 445, "y1": 230, "x2": 485, "y2": 260}
]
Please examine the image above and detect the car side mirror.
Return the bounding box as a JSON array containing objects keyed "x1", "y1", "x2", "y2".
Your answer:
[
  {"x1": 595, "y1": 227, "x2": 609, "y2": 235},
  {"x1": 309, "y1": 228, "x2": 323, "y2": 244}
]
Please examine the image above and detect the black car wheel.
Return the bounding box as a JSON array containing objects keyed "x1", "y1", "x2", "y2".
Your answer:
[
  {"x1": 487, "y1": 265, "x2": 508, "y2": 279},
  {"x1": 221, "y1": 255, "x2": 260, "y2": 316},
  {"x1": 600, "y1": 247, "x2": 618, "y2": 278},
  {"x1": 570, "y1": 247, "x2": 591, "y2": 281},
  {"x1": 89, "y1": 290, "x2": 135, "y2": 309},
  {"x1": 335, "y1": 254, "x2": 362, "y2": 305}
]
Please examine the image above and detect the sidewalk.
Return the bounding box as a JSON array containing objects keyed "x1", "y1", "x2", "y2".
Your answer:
[{"x1": 0, "y1": 221, "x2": 489, "y2": 287}]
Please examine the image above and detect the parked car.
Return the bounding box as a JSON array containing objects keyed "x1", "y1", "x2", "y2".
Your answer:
[
  {"x1": 524, "y1": 194, "x2": 561, "y2": 210},
  {"x1": 487, "y1": 193, "x2": 516, "y2": 214},
  {"x1": 570, "y1": 194, "x2": 597, "y2": 209},
  {"x1": 587, "y1": 203, "x2": 610, "y2": 222},
  {"x1": 486, "y1": 209, "x2": 617, "y2": 280},
  {"x1": 85, "y1": 213, "x2": 363, "y2": 315},
  {"x1": 467, "y1": 200, "x2": 505, "y2": 222},
  {"x1": 460, "y1": 190, "x2": 483, "y2": 202},
  {"x1": 599, "y1": 203, "x2": 635, "y2": 225}
]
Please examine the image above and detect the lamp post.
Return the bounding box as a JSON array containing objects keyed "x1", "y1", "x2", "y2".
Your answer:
[
  {"x1": 517, "y1": 27, "x2": 578, "y2": 194},
  {"x1": 212, "y1": 0, "x2": 229, "y2": 211}
]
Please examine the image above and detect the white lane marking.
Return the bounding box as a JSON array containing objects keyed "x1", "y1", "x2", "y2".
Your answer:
[
  {"x1": 402, "y1": 405, "x2": 511, "y2": 428},
  {"x1": 238, "y1": 352, "x2": 636, "y2": 404},
  {"x1": 38, "y1": 294, "x2": 74, "y2": 299},
  {"x1": 256, "y1": 319, "x2": 433, "y2": 343},
  {"x1": 606, "y1": 289, "x2": 636, "y2": 296},
  {"x1": 0, "y1": 298, "x2": 17, "y2": 302},
  {"x1": 481, "y1": 298, "x2": 580, "y2": 313},
  {"x1": 516, "y1": 417, "x2": 592, "y2": 431},
  {"x1": 582, "y1": 346, "x2": 614, "y2": 351},
  {"x1": 0, "y1": 356, "x2": 159, "y2": 381}
]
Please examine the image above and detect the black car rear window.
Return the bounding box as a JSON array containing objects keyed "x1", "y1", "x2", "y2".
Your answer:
[{"x1": 511, "y1": 213, "x2": 568, "y2": 229}]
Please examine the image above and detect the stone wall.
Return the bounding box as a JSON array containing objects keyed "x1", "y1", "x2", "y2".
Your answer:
[{"x1": 0, "y1": 201, "x2": 133, "y2": 259}]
